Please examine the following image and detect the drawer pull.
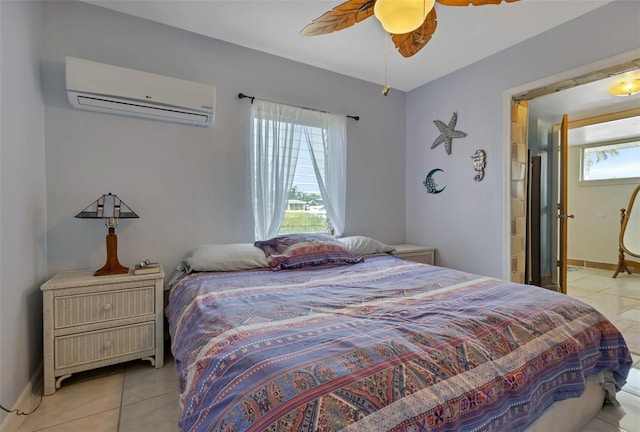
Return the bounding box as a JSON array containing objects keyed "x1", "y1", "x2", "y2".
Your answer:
[
  {"x1": 104, "y1": 340, "x2": 112, "y2": 348},
  {"x1": 104, "y1": 303, "x2": 112, "y2": 311}
]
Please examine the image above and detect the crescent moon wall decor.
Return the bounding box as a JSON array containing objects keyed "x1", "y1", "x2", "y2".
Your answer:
[
  {"x1": 431, "y1": 112, "x2": 467, "y2": 155},
  {"x1": 423, "y1": 168, "x2": 445, "y2": 194},
  {"x1": 472, "y1": 149, "x2": 487, "y2": 182}
]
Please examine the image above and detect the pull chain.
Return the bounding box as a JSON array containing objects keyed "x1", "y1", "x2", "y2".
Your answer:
[{"x1": 382, "y1": 33, "x2": 390, "y2": 96}]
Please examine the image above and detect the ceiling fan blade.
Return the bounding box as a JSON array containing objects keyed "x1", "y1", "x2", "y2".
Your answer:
[
  {"x1": 300, "y1": 0, "x2": 376, "y2": 36},
  {"x1": 391, "y1": 8, "x2": 438, "y2": 58},
  {"x1": 436, "y1": 0, "x2": 519, "y2": 6}
]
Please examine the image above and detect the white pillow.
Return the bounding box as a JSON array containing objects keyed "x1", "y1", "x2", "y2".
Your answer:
[
  {"x1": 338, "y1": 236, "x2": 395, "y2": 257},
  {"x1": 182, "y1": 243, "x2": 268, "y2": 272}
]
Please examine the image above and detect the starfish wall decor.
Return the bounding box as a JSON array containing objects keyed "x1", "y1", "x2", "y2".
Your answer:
[{"x1": 431, "y1": 112, "x2": 467, "y2": 155}]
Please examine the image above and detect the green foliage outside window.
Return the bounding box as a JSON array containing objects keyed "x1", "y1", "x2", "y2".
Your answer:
[
  {"x1": 279, "y1": 211, "x2": 327, "y2": 234},
  {"x1": 289, "y1": 185, "x2": 321, "y2": 203},
  {"x1": 278, "y1": 185, "x2": 328, "y2": 234}
]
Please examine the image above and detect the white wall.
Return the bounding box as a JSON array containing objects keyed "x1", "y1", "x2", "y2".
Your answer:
[
  {"x1": 41, "y1": 1, "x2": 407, "y2": 277},
  {"x1": 406, "y1": 0, "x2": 640, "y2": 278},
  {"x1": 567, "y1": 146, "x2": 638, "y2": 264},
  {"x1": 0, "y1": 0, "x2": 47, "y2": 423}
]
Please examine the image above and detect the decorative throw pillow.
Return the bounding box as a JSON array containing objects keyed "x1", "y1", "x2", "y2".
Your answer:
[
  {"x1": 255, "y1": 234, "x2": 362, "y2": 270},
  {"x1": 338, "y1": 236, "x2": 395, "y2": 257},
  {"x1": 254, "y1": 233, "x2": 337, "y2": 257},
  {"x1": 181, "y1": 243, "x2": 268, "y2": 273}
]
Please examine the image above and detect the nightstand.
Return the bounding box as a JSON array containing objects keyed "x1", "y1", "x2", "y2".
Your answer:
[
  {"x1": 41, "y1": 267, "x2": 165, "y2": 395},
  {"x1": 391, "y1": 244, "x2": 436, "y2": 265}
]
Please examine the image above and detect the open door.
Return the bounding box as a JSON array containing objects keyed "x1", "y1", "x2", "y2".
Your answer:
[{"x1": 557, "y1": 114, "x2": 573, "y2": 294}]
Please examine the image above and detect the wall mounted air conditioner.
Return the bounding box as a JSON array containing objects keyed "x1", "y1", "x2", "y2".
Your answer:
[{"x1": 65, "y1": 56, "x2": 215, "y2": 126}]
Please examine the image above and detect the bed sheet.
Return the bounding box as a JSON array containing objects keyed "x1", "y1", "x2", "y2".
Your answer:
[{"x1": 168, "y1": 256, "x2": 631, "y2": 432}]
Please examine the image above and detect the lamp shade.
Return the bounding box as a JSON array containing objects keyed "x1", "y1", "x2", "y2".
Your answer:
[
  {"x1": 608, "y1": 79, "x2": 640, "y2": 97},
  {"x1": 76, "y1": 193, "x2": 138, "y2": 276},
  {"x1": 75, "y1": 193, "x2": 139, "y2": 220},
  {"x1": 374, "y1": 0, "x2": 435, "y2": 34}
]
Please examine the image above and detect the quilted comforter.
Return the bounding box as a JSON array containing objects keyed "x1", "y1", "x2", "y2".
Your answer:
[{"x1": 168, "y1": 256, "x2": 631, "y2": 432}]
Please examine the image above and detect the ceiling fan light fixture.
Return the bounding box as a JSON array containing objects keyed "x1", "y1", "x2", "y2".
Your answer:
[
  {"x1": 608, "y1": 79, "x2": 640, "y2": 97},
  {"x1": 374, "y1": 0, "x2": 435, "y2": 34}
]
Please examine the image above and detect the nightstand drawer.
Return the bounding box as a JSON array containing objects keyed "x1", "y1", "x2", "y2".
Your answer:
[
  {"x1": 396, "y1": 251, "x2": 434, "y2": 265},
  {"x1": 54, "y1": 286, "x2": 155, "y2": 328},
  {"x1": 55, "y1": 322, "x2": 155, "y2": 369},
  {"x1": 391, "y1": 244, "x2": 436, "y2": 265}
]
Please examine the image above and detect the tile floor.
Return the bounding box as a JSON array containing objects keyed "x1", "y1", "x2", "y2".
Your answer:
[
  {"x1": 10, "y1": 268, "x2": 640, "y2": 432},
  {"x1": 15, "y1": 351, "x2": 180, "y2": 432},
  {"x1": 566, "y1": 267, "x2": 640, "y2": 432}
]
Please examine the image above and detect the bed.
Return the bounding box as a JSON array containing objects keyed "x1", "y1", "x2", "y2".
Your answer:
[{"x1": 167, "y1": 238, "x2": 631, "y2": 432}]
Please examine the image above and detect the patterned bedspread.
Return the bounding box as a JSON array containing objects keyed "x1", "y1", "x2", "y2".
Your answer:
[{"x1": 168, "y1": 256, "x2": 631, "y2": 432}]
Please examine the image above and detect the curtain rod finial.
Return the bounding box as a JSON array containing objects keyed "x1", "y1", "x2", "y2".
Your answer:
[{"x1": 238, "y1": 93, "x2": 255, "y2": 104}]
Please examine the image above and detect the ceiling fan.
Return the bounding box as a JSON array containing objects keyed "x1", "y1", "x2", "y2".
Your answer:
[{"x1": 301, "y1": 0, "x2": 520, "y2": 58}]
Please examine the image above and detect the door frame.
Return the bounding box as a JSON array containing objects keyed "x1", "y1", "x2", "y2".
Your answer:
[
  {"x1": 501, "y1": 48, "x2": 640, "y2": 281},
  {"x1": 558, "y1": 114, "x2": 569, "y2": 294}
]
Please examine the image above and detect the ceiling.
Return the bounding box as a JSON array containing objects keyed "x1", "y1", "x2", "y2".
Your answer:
[
  {"x1": 526, "y1": 57, "x2": 640, "y2": 122},
  {"x1": 84, "y1": 0, "x2": 615, "y2": 92},
  {"x1": 526, "y1": 61, "x2": 640, "y2": 146}
]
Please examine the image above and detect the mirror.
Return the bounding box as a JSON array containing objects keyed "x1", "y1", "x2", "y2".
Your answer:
[{"x1": 613, "y1": 184, "x2": 640, "y2": 278}]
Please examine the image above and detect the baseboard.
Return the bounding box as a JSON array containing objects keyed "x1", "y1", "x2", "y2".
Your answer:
[
  {"x1": 566, "y1": 259, "x2": 616, "y2": 271},
  {"x1": 0, "y1": 364, "x2": 43, "y2": 432},
  {"x1": 567, "y1": 259, "x2": 640, "y2": 273}
]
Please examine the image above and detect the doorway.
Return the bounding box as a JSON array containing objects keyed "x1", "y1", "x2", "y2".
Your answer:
[
  {"x1": 561, "y1": 111, "x2": 640, "y2": 274},
  {"x1": 507, "y1": 53, "x2": 640, "y2": 291}
]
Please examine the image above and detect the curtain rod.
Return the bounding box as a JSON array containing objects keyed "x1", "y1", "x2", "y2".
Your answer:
[{"x1": 237, "y1": 93, "x2": 359, "y2": 121}]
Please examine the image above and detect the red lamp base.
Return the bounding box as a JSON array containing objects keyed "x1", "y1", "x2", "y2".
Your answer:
[{"x1": 94, "y1": 227, "x2": 129, "y2": 276}]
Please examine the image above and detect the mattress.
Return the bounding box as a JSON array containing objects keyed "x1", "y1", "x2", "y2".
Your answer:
[
  {"x1": 525, "y1": 371, "x2": 607, "y2": 432},
  {"x1": 168, "y1": 255, "x2": 631, "y2": 431}
]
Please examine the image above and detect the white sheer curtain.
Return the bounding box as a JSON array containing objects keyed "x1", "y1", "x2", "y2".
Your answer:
[
  {"x1": 250, "y1": 100, "x2": 348, "y2": 239},
  {"x1": 303, "y1": 112, "x2": 347, "y2": 236},
  {"x1": 250, "y1": 100, "x2": 302, "y2": 240}
]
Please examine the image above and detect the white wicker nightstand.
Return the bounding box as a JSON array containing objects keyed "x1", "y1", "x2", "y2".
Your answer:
[
  {"x1": 41, "y1": 267, "x2": 165, "y2": 395},
  {"x1": 390, "y1": 244, "x2": 436, "y2": 265}
]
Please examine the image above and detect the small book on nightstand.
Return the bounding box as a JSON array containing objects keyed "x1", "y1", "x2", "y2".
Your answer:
[{"x1": 133, "y1": 262, "x2": 161, "y2": 275}]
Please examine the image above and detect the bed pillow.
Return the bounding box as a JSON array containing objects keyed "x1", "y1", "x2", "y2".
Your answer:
[
  {"x1": 254, "y1": 234, "x2": 362, "y2": 270},
  {"x1": 254, "y1": 233, "x2": 337, "y2": 257},
  {"x1": 182, "y1": 243, "x2": 269, "y2": 273},
  {"x1": 338, "y1": 236, "x2": 395, "y2": 257}
]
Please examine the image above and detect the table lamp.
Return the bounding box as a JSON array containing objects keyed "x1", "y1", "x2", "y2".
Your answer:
[{"x1": 75, "y1": 193, "x2": 139, "y2": 276}]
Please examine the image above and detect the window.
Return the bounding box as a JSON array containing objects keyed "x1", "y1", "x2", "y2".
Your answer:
[
  {"x1": 280, "y1": 130, "x2": 329, "y2": 235},
  {"x1": 580, "y1": 139, "x2": 640, "y2": 182},
  {"x1": 250, "y1": 100, "x2": 347, "y2": 240}
]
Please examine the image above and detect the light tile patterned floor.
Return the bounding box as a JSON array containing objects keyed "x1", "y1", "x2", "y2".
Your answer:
[
  {"x1": 566, "y1": 267, "x2": 640, "y2": 432},
  {"x1": 15, "y1": 352, "x2": 181, "y2": 432},
  {"x1": 11, "y1": 268, "x2": 640, "y2": 431}
]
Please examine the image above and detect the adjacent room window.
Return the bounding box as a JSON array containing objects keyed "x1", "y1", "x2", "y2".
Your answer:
[
  {"x1": 250, "y1": 100, "x2": 347, "y2": 240},
  {"x1": 580, "y1": 139, "x2": 640, "y2": 182}
]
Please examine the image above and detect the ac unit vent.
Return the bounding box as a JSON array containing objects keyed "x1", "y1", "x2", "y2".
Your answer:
[{"x1": 65, "y1": 57, "x2": 215, "y2": 126}]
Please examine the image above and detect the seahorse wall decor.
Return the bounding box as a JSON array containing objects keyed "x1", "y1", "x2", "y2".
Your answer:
[{"x1": 472, "y1": 150, "x2": 486, "y2": 182}]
